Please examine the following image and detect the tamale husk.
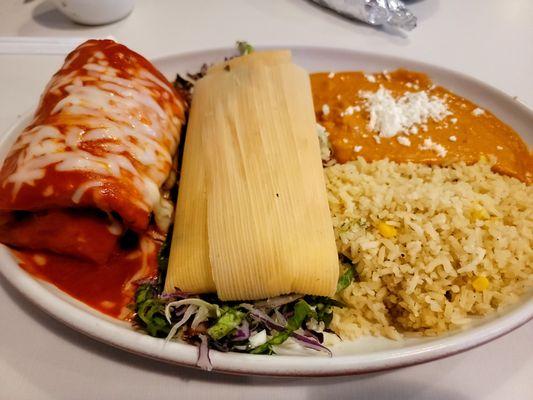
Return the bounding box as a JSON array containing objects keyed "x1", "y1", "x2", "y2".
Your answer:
[
  {"x1": 208, "y1": 50, "x2": 291, "y2": 74},
  {"x1": 164, "y1": 96, "x2": 215, "y2": 294},
  {"x1": 202, "y1": 59, "x2": 338, "y2": 300},
  {"x1": 165, "y1": 51, "x2": 338, "y2": 300}
]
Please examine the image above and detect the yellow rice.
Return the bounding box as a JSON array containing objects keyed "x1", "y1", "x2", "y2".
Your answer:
[{"x1": 326, "y1": 158, "x2": 533, "y2": 339}]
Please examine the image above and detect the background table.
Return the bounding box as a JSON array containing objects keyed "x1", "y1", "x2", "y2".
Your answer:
[{"x1": 0, "y1": 1, "x2": 531, "y2": 399}]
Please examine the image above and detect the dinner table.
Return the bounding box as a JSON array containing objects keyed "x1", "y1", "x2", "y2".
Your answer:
[{"x1": 0, "y1": 0, "x2": 531, "y2": 399}]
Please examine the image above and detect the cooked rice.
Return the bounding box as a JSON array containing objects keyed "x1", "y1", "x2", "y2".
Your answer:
[{"x1": 326, "y1": 157, "x2": 533, "y2": 339}]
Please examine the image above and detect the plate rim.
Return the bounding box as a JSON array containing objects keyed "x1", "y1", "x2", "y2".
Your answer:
[
  {"x1": 1, "y1": 243, "x2": 532, "y2": 377},
  {"x1": 156, "y1": 45, "x2": 533, "y2": 115},
  {"x1": 0, "y1": 46, "x2": 532, "y2": 377}
]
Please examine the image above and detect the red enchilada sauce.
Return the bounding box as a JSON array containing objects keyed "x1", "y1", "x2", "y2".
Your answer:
[{"x1": 12, "y1": 235, "x2": 159, "y2": 319}]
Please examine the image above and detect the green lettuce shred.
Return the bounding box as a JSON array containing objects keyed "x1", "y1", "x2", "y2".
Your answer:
[
  {"x1": 336, "y1": 262, "x2": 357, "y2": 293},
  {"x1": 207, "y1": 307, "x2": 245, "y2": 340},
  {"x1": 236, "y1": 41, "x2": 254, "y2": 55},
  {"x1": 135, "y1": 284, "x2": 171, "y2": 337},
  {"x1": 251, "y1": 300, "x2": 314, "y2": 354}
]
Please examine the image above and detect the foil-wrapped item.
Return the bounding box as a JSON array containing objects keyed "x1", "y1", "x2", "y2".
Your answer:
[{"x1": 311, "y1": 0, "x2": 417, "y2": 31}]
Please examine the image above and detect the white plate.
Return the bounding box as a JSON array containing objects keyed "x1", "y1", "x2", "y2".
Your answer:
[{"x1": 0, "y1": 47, "x2": 532, "y2": 377}]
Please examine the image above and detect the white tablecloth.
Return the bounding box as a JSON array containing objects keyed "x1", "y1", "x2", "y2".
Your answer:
[{"x1": 0, "y1": 1, "x2": 531, "y2": 398}]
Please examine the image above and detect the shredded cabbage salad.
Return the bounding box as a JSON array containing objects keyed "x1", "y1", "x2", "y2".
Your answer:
[{"x1": 133, "y1": 234, "x2": 356, "y2": 371}]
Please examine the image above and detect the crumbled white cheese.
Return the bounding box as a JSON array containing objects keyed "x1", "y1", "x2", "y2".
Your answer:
[
  {"x1": 316, "y1": 123, "x2": 331, "y2": 161},
  {"x1": 360, "y1": 86, "x2": 451, "y2": 138},
  {"x1": 397, "y1": 136, "x2": 411, "y2": 147},
  {"x1": 450, "y1": 117, "x2": 458, "y2": 124},
  {"x1": 342, "y1": 138, "x2": 349, "y2": 144},
  {"x1": 472, "y1": 107, "x2": 485, "y2": 116},
  {"x1": 449, "y1": 135, "x2": 457, "y2": 142},
  {"x1": 410, "y1": 126, "x2": 418, "y2": 134},
  {"x1": 353, "y1": 145, "x2": 363, "y2": 152},
  {"x1": 422, "y1": 125, "x2": 429, "y2": 132},
  {"x1": 322, "y1": 104, "x2": 330, "y2": 116},
  {"x1": 341, "y1": 105, "x2": 361, "y2": 117},
  {"x1": 328, "y1": 72, "x2": 335, "y2": 79},
  {"x1": 405, "y1": 82, "x2": 413, "y2": 88},
  {"x1": 382, "y1": 70, "x2": 391, "y2": 81},
  {"x1": 306, "y1": 318, "x2": 325, "y2": 332},
  {"x1": 419, "y1": 137, "x2": 447, "y2": 158},
  {"x1": 342, "y1": 107, "x2": 354, "y2": 117},
  {"x1": 364, "y1": 74, "x2": 376, "y2": 83},
  {"x1": 496, "y1": 145, "x2": 503, "y2": 150},
  {"x1": 373, "y1": 135, "x2": 381, "y2": 144}
]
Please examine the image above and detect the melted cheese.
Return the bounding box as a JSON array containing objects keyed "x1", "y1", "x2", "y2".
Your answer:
[
  {"x1": 71, "y1": 181, "x2": 104, "y2": 204},
  {"x1": 3, "y1": 44, "x2": 183, "y2": 229}
]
